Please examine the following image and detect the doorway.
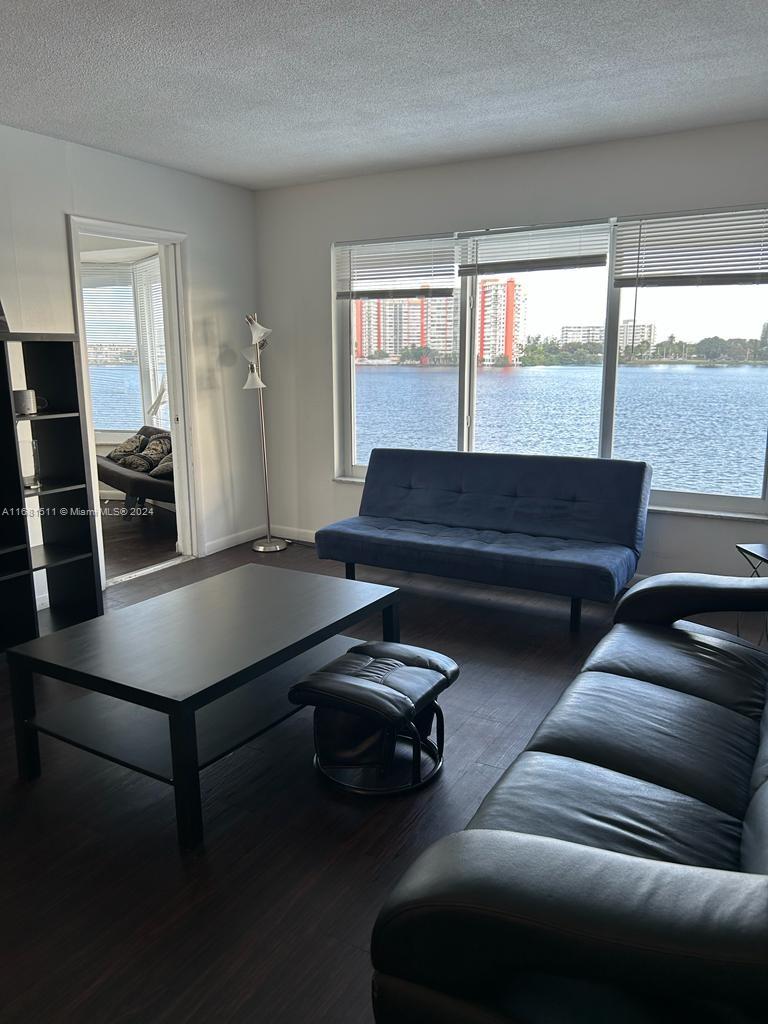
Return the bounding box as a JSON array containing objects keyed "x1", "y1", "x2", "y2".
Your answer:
[{"x1": 68, "y1": 218, "x2": 197, "y2": 586}]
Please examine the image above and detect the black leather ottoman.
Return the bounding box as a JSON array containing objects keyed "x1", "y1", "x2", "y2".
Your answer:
[{"x1": 288, "y1": 642, "x2": 459, "y2": 794}]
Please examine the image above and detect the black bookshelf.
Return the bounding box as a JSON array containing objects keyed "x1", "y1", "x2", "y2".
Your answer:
[{"x1": 0, "y1": 332, "x2": 103, "y2": 650}]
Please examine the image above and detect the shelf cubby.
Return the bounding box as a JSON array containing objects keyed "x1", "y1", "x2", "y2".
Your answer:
[
  {"x1": 0, "y1": 545, "x2": 31, "y2": 580},
  {"x1": 30, "y1": 544, "x2": 94, "y2": 572},
  {"x1": 1, "y1": 332, "x2": 103, "y2": 651}
]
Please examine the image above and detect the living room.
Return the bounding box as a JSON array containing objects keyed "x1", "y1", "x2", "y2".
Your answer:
[{"x1": 1, "y1": 3, "x2": 767, "y2": 1022}]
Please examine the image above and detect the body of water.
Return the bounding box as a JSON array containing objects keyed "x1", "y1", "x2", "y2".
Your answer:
[
  {"x1": 89, "y1": 364, "x2": 169, "y2": 430},
  {"x1": 354, "y1": 363, "x2": 768, "y2": 497}
]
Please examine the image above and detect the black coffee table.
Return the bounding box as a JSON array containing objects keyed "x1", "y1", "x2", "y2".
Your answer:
[{"x1": 7, "y1": 565, "x2": 399, "y2": 849}]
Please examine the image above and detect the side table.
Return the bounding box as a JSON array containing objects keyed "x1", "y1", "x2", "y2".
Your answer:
[{"x1": 736, "y1": 543, "x2": 768, "y2": 647}]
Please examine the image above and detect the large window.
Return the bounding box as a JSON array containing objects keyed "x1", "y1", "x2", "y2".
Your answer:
[
  {"x1": 337, "y1": 239, "x2": 460, "y2": 466},
  {"x1": 334, "y1": 206, "x2": 768, "y2": 513},
  {"x1": 611, "y1": 211, "x2": 768, "y2": 504},
  {"x1": 613, "y1": 284, "x2": 768, "y2": 497},
  {"x1": 472, "y1": 266, "x2": 608, "y2": 457},
  {"x1": 82, "y1": 256, "x2": 168, "y2": 431}
]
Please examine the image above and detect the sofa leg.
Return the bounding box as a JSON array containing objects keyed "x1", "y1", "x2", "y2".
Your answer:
[
  {"x1": 570, "y1": 598, "x2": 582, "y2": 632},
  {"x1": 345, "y1": 563, "x2": 356, "y2": 581}
]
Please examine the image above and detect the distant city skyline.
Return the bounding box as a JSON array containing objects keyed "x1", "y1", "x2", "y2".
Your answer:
[{"x1": 351, "y1": 271, "x2": 768, "y2": 364}]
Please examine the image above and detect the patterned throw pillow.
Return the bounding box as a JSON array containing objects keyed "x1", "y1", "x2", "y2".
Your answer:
[
  {"x1": 119, "y1": 433, "x2": 172, "y2": 474},
  {"x1": 107, "y1": 433, "x2": 147, "y2": 463},
  {"x1": 149, "y1": 452, "x2": 174, "y2": 479}
]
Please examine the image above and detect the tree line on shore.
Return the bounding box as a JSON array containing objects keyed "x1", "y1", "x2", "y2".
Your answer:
[{"x1": 385, "y1": 327, "x2": 768, "y2": 366}]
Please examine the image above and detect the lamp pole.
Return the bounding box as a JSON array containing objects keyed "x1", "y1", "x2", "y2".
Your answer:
[{"x1": 243, "y1": 314, "x2": 290, "y2": 553}]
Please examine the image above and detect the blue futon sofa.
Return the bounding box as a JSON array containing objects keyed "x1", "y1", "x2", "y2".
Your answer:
[{"x1": 316, "y1": 449, "x2": 652, "y2": 629}]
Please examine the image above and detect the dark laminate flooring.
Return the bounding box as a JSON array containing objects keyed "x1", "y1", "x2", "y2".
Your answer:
[
  {"x1": 1, "y1": 543, "x2": 741, "y2": 1023},
  {"x1": 101, "y1": 499, "x2": 178, "y2": 580}
]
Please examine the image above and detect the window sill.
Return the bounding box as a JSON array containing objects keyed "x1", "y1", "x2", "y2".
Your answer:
[
  {"x1": 333, "y1": 475, "x2": 365, "y2": 485},
  {"x1": 649, "y1": 505, "x2": 768, "y2": 523}
]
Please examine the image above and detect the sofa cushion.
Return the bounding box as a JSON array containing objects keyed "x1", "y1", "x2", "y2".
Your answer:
[
  {"x1": 119, "y1": 432, "x2": 172, "y2": 473},
  {"x1": 469, "y1": 751, "x2": 742, "y2": 870},
  {"x1": 742, "y1": 779, "x2": 768, "y2": 873},
  {"x1": 528, "y1": 672, "x2": 760, "y2": 818},
  {"x1": 584, "y1": 623, "x2": 768, "y2": 721},
  {"x1": 106, "y1": 431, "x2": 147, "y2": 462},
  {"x1": 316, "y1": 516, "x2": 637, "y2": 601},
  {"x1": 149, "y1": 452, "x2": 174, "y2": 478},
  {"x1": 359, "y1": 448, "x2": 652, "y2": 553}
]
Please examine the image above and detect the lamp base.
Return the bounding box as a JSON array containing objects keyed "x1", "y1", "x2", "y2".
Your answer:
[{"x1": 252, "y1": 537, "x2": 291, "y2": 553}]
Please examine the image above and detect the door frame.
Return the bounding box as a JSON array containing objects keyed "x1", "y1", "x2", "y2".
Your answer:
[{"x1": 66, "y1": 215, "x2": 201, "y2": 587}]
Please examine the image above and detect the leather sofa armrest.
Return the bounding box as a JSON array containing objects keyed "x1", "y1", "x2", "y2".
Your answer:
[
  {"x1": 372, "y1": 831, "x2": 768, "y2": 1007},
  {"x1": 614, "y1": 572, "x2": 768, "y2": 625}
]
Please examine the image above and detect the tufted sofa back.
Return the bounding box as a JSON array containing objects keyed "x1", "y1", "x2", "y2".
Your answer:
[
  {"x1": 360, "y1": 449, "x2": 652, "y2": 554},
  {"x1": 740, "y1": 692, "x2": 768, "y2": 872}
]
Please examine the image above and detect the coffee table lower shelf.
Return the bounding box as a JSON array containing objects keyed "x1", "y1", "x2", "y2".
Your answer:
[{"x1": 29, "y1": 634, "x2": 358, "y2": 807}]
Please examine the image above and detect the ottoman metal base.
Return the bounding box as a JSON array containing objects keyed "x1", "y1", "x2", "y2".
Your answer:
[{"x1": 315, "y1": 734, "x2": 443, "y2": 796}]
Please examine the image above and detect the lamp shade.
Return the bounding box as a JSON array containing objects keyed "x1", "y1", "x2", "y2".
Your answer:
[
  {"x1": 241, "y1": 343, "x2": 265, "y2": 364},
  {"x1": 243, "y1": 364, "x2": 266, "y2": 389},
  {"x1": 245, "y1": 313, "x2": 272, "y2": 345}
]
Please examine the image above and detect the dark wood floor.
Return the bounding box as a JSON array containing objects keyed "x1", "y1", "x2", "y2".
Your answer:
[
  {"x1": 101, "y1": 499, "x2": 178, "y2": 579},
  {"x1": 0, "y1": 545, "x2": 631, "y2": 1022}
]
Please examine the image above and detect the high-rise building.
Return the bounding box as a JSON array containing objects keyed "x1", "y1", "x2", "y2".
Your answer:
[
  {"x1": 476, "y1": 278, "x2": 527, "y2": 365},
  {"x1": 352, "y1": 280, "x2": 526, "y2": 363},
  {"x1": 560, "y1": 325, "x2": 605, "y2": 346},
  {"x1": 353, "y1": 294, "x2": 457, "y2": 360},
  {"x1": 618, "y1": 319, "x2": 656, "y2": 354}
]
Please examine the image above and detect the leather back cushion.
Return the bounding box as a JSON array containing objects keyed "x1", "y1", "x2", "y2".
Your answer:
[
  {"x1": 360, "y1": 449, "x2": 652, "y2": 552},
  {"x1": 742, "y1": 712, "x2": 768, "y2": 872}
]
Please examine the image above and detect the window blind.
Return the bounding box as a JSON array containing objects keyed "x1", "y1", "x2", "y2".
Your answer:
[
  {"x1": 334, "y1": 236, "x2": 458, "y2": 298},
  {"x1": 614, "y1": 207, "x2": 768, "y2": 287},
  {"x1": 458, "y1": 222, "x2": 610, "y2": 276},
  {"x1": 80, "y1": 264, "x2": 139, "y2": 346}
]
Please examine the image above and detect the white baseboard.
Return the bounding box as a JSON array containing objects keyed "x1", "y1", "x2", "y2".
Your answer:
[
  {"x1": 202, "y1": 525, "x2": 268, "y2": 556},
  {"x1": 202, "y1": 523, "x2": 315, "y2": 557},
  {"x1": 273, "y1": 524, "x2": 316, "y2": 544}
]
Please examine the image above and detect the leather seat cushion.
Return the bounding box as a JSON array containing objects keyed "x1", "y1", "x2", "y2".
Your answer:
[
  {"x1": 528, "y1": 672, "x2": 760, "y2": 818},
  {"x1": 584, "y1": 623, "x2": 768, "y2": 721},
  {"x1": 288, "y1": 643, "x2": 457, "y2": 722},
  {"x1": 468, "y1": 751, "x2": 742, "y2": 870},
  {"x1": 315, "y1": 516, "x2": 637, "y2": 601}
]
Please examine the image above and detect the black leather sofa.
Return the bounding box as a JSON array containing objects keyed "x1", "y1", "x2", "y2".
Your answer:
[{"x1": 371, "y1": 574, "x2": 768, "y2": 1024}]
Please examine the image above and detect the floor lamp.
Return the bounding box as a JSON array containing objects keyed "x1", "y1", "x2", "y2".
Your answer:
[{"x1": 242, "y1": 313, "x2": 290, "y2": 553}]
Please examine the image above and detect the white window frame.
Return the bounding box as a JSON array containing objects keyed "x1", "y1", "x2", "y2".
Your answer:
[
  {"x1": 82, "y1": 255, "x2": 169, "y2": 435},
  {"x1": 333, "y1": 209, "x2": 768, "y2": 517}
]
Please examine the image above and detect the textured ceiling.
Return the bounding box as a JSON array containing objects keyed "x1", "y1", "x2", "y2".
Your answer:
[{"x1": 1, "y1": 1, "x2": 767, "y2": 189}]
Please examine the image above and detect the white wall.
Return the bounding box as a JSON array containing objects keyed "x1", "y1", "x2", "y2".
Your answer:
[
  {"x1": 0, "y1": 123, "x2": 265, "y2": 556},
  {"x1": 252, "y1": 120, "x2": 768, "y2": 576}
]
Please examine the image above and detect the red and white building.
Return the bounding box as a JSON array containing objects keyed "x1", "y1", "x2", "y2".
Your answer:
[
  {"x1": 352, "y1": 278, "x2": 526, "y2": 363},
  {"x1": 475, "y1": 278, "x2": 527, "y2": 365}
]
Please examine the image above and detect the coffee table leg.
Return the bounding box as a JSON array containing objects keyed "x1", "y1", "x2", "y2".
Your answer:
[
  {"x1": 383, "y1": 602, "x2": 400, "y2": 643},
  {"x1": 9, "y1": 659, "x2": 40, "y2": 781},
  {"x1": 169, "y1": 709, "x2": 203, "y2": 850}
]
